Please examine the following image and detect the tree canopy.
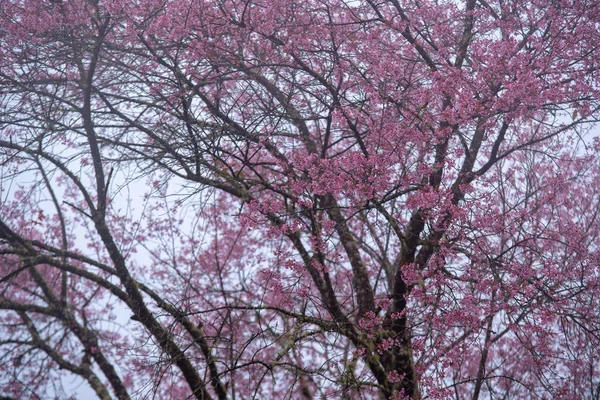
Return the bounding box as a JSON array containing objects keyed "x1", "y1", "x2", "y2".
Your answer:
[{"x1": 1, "y1": 0, "x2": 600, "y2": 398}]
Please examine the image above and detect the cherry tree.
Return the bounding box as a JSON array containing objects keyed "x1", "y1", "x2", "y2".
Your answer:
[{"x1": 1, "y1": 0, "x2": 600, "y2": 398}]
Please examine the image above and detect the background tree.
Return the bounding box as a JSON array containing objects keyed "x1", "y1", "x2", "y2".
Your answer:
[{"x1": 1, "y1": 0, "x2": 600, "y2": 399}]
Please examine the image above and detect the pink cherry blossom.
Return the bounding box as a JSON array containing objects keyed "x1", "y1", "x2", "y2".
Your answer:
[{"x1": 1, "y1": 0, "x2": 600, "y2": 399}]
